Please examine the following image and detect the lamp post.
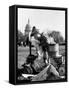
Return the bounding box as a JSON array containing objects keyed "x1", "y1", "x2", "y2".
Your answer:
[
  {"x1": 29, "y1": 32, "x2": 32, "y2": 56},
  {"x1": 29, "y1": 41, "x2": 32, "y2": 55}
]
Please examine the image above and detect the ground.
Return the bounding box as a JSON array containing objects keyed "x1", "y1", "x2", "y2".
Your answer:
[
  {"x1": 18, "y1": 45, "x2": 65, "y2": 69},
  {"x1": 18, "y1": 46, "x2": 36, "y2": 69}
]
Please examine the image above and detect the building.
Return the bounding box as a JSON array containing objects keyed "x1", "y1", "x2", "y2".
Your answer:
[{"x1": 25, "y1": 19, "x2": 31, "y2": 36}]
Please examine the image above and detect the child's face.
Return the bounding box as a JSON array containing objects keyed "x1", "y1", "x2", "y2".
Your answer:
[{"x1": 30, "y1": 36, "x2": 39, "y2": 48}]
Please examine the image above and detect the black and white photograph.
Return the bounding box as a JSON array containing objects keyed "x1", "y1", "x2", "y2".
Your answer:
[
  {"x1": 17, "y1": 6, "x2": 67, "y2": 83},
  {"x1": 0, "y1": 0, "x2": 69, "y2": 89}
]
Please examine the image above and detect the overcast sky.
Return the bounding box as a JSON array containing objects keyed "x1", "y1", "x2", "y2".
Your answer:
[{"x1": 18, "y1": 8, "x2": 65, "y2": 39}]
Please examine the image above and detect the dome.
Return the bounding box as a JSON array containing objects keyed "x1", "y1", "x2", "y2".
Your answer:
[{"x1": 25, "y1": 19, "x2": 31, "y2": 32}]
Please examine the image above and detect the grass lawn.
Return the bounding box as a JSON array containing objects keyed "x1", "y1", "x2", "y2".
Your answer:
[
  {"x1": 18, "y1": 45, "x2": 65, "y2": 69},
  {"x1": 18, "y1": 46, "x2": 36, "y2": 69}
]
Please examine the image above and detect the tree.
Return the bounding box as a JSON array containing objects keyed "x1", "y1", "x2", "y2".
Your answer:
[
  {"x1": 18, "y1": 31, "x2": 24, "y2": 40},
  {"x1": 47, "y1": 31, "x2": 65, "y2": 44},
  {"x1": 18, "y1": 30, "x2": 24, "y2": 46},
  {"x1": 18, "y1": 30, "x2": 30, "y2": 46}
]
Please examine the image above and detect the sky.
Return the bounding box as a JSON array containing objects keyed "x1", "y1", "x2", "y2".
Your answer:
[{"x1": 18, "y1": 8, "x2": 65, "y2": 39}]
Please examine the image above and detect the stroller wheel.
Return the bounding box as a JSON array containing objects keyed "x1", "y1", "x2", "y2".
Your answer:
[{"x1": 59, "y1": 66, "x2": 65, "y2": 76}]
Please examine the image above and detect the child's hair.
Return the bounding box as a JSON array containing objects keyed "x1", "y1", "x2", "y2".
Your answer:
[
  {"x1": 31, "y1": 26, "x2": 38, "y2": 37},
  {"x1": 38, "y1": 34, "x2": 49, "y2": 52}
]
